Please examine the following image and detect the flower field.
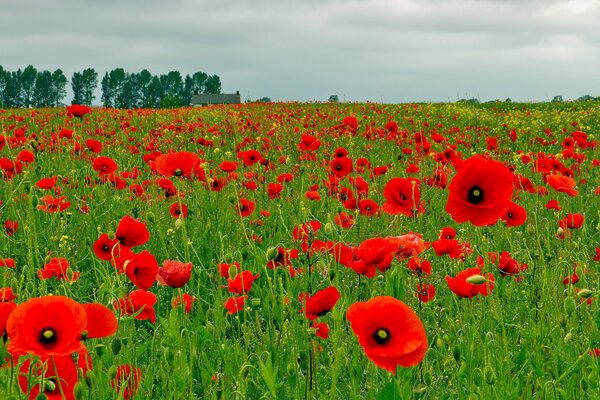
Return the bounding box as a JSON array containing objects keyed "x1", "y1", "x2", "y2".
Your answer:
[{"x1": 0, "y1": 101, "x2": 599, "y2": 399}]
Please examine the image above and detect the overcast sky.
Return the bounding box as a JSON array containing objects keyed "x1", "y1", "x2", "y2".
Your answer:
[{"x1": 1, "y1": 0, "x2": 599, "y2": 103}]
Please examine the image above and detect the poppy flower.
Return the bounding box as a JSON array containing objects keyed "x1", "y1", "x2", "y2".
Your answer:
[
  {"x1": 92, "y1": 156, "x2": 118, "y2": 175},
  {"x1": 224, "y1": 295, "x2": 247, "y2": 314},
  {"x1": 6, "y1": 295, "x2": 117, "y2": 357},
  {"x1": 18, "y1": 349, "x2": 91, "y2": 400},
  {"x1": 218, "y1": 261, "x2": 241, "y2": 278},
  {"x1": 387, "y1": 233, "x2": 426, "y2": 261},
  {"x1": 67, "y1": 104, "x2": 91, "y2": 117},
  {"x1": 111, "y1": 364, "x2": 143, "y2": 400},
  {"x1": 496, "y1": 252, "x2": 528, "y2": 277},
  {"x1": 124, "y1": 250, "x2": 159, "y2": 291},
  {"x1": 5, "y1": 220, "x2": 18, "y2": 236},
  {"x1": 382, "y1": 178, "x2": 422, "y2": 216},
  {"x1": 219, "y1": 161, "x2": 238, "y2": 173},
  {"x1": 169, "y1": 202, "x2": 188, "y2": 218},
  {"x1": 545, "y1": 199, "x2": 561, "y2": 211},
  {"x1": 154, "y1": 151, "x2": 200, "y2": 178},
  {"x1": 559, "y1": 213, "x2": 584, "y2": 230},
  {"x1": 306, "y1": 190, "x2": 321, "y2": 201},
  {"x1": 237, "y1": 198, "x2": 255, "y2": 218},
  {"x1": 358, "y1": 199, "x2": 379, "y2": 216},
  {"x1": 594, "y1": 247, "x2": 600, "y2": 262},
  {"x1": 114, "y1": 290, "x2": 157, "y2": 323},
  {"x1": 348, "y1": 237, "x2": 401, "y2": 277},
  {"x1": 238, "y1": 149, "x2": 263, "y2": 167},
  {"x1": 312, "y1": 321, "x2": 330, "y2": 339},
  {"x1": 501, "y1": 201, "x2": 527, "y2": 227},
  {"x1": 406, "y1": 258, "x2": 432, "y2": 276},
  {"x1": 116, "y1": 215, "x2": 150, "y2": 247},
  {"x1": 0, "y1": 258, "x2": 15, "y2": 268},
  {"x1": 0, "y1": 287, "x2": 16, "y2": 302},
  {"x1": 1, "y1": 301, "x2": 17, "y2": 338},
  {"x1": 172, "y1": 293, "x2": 196, "y2": 313},
  {"x1": 85, "y1": 139, "x2": 102, "y2": 153},
  {"x1": 346, "y1": 296, "x2": 428, "y2": 374},
  {"x1": 298, "y1": 134, "x2": 320, "y2": 151},
  {"x1": 93, "y1": 233, "x2": 121, "y2": 261},
  {"x1": 546, "y1": 174, "x2": 578, "y2": 196},
  {"x1": 445, "y1": 268, "x2": 495, "y2": 298},
  {"x1": 299, "y1": 286, "x2": 341, "y2": 320},
  {"x1": 225, "y1": 271, "x2": 260, "y2": 294},
  {"x1": 267, "y1": 182, "x2": 284, "y2": 199},
  {"x1": 330, "y1": 157, "x2": 353, "y2": 178},
  {"x1": 157, "y1": 260, "x2": 192, "y2": 288},
  {"x1": 445, "y1": 155, "x2": 514, "y2": 226},
  {"x1": 36, "y1": 176, "x2": 59, "y2": 190},
  {"x1": 37, "y1": 195, "x2": 71, "y2": 213},
  {"x1": 37, "y1": 257, "x2": 80, "y2": 283},
  {"x1": 415, "y1": 283, "x2": 436, "y2": 302},
  {"x1": 334, "y1": 212, "x2": 354, "y2": 229}
]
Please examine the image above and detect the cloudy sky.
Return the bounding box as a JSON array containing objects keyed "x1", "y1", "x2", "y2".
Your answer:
[{"x1": 1, "y1": 0, "x2": 599, "y2": 103}]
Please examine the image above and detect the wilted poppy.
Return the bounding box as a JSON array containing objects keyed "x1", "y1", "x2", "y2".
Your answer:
[{"x1": 346, "y1": 296, "x2": 428, "y2": 374}]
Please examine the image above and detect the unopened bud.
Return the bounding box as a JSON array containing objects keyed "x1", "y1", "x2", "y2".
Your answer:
[
  {"x1": 224, "y1": 253, "x2": 234, "y2": 264},
  {"x1": 251, "y1": 298, "x2": 261, "y2": 307},
  {"x1": 577, "y1": 289, "x2": 593, "y2": 299},
  {"x1": 466, "y1": 274, "x2": 487, "y2": 285},
  {"x1": 43, "y1": 379, "x2": 56, "y2": 392},
  {"x1": 564, "y1": 332, "x2": 573, "y2": 343},
  {"x1": 174, "y1": 218, "x2": 183, "y2": 230},
  {"x1": 73, "y1": 382, "x2": 86, "y2": 400},
  {"x1": 265, "y1": 247, "x2": 279, "y2": 261},
  {"x1": 484, "y1": 364, "x2": 496, "y2": 385},
  {"x1": 564, "y1": 297, "x2": 576, "y2": 316}
]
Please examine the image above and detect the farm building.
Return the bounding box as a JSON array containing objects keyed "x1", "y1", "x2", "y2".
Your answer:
[{"x1": 191, "y1": 91, "x2": 241, "y2": 106}]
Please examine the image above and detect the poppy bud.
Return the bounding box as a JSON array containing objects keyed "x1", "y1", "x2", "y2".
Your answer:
[
  {"x1": 251, "y1": 298, "x2": 261, "y2": 306},
  {"x1": 323, "y1": 222, "x2": 334, "y2": 234},
  {"x1": 146, "y1": 211, "x2": 155, "y2": 222},
  {"x1": 556, "y1": 226, "x2": 564, "y2": 236},
  {"x1": 484, "y1": 365, "x2": 496, "y2": 385},
  {"x1": 563, "y1": 331, "x2": 573, "y2": 343},
  {"x1": 43, "y1": 379, "x2": 56, "y2": 392},
  {"x1": 73, "y1": 382, "x2": 86, "y2": 400},
  {"x1": 241, "y1": 247, "x2": 249, "y2": 260},
  {"x1": 108, "y1": 365, "x2": 117, "y2": 379},
  {"x1": 466, "y1": 274, "x2": 487, "y2": 285},
  {"x1": 224, "y1": 253, "x2": 234, "y2": 264},
  {"x1": 564, "y1": 297, "x2": 576, "y2": 316},
  {"x1": 577, "y1": 289, "x2": 593, "y2": 299},
  {"x1": 111, "y1": 338, "x2": 122, "y2": 355},
  {"x1": 95, "y1": 343, "x2": 107, "y2": 356},
  {"x1": 453, "y1": 346, "x2": 461, "y2": 362},
  {"x1": 265, "y1": 247, "x2": 278, "y2": 261},
  {"x1": 174, "y1": 218, "x2": 183, "y2": 230}
]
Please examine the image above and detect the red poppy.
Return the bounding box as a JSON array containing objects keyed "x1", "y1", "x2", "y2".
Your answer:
[
  {"x1": 169, "y1": 202, "x2": 188, "y2": 218},
  {"x1": 382, "y1": 178, "x2": 422, "y2": 216},
  {"x1": 124, "y1": 250, "x2": 158, "y2": 291},
  {"x1": 67, "y1": 104, "x2": 91, "y2": 117},
  {"x1": 111, "y1": 364, "x2": 143, "y2": 400},
  {"x1": 299, "y1": 286, "x2": 341, "y2": 320},
  {"x1": 1, "y1": 301, "x2": 17, "y2": 338},
  {"x1": 92, "y1": 156, "x2": 118, "y2": 175},
  {"x1": 348, "y1": 237, "x2": 401, "y2": 277},
  {"x1": 545, "y1": 199, "x2": 561, "y2": 211},
  {"x1": 330, "y1": 157, "x2": 353, "y2": 178},
  {"x1": 225, "y1": 271, "x2": 260, "y2": 294},
  {"x1": 37, "y1": 195, "x2": 71, "y2": 213},
  {"x1": 501, "y1": 201, "x2": 527, "y2": 227},
  {"x1": 224, "y1": 295, "x2": 247, "y2": 314},
  {"x1": 37, "y1": 257, "x2": 80, "y2": 283},
  {"x1": 219, "y1": 161, "x2": 238, "y2": 172},
  {"x1": 116, "y1": 215, "x2": 150, "y2": 247},
  {"x1": 18, "y1": 349, "x2": 91, "y2": 400},
  {"x1": 157, "y1": 260, "x2": 192, "y2": 288},
  {"x1": 346, "y1": 296, "x2": 428, "y2": 374},
  {"x1": 431, "y1": 239, "x2": 464, "y2": 259},
  {"x1": 36, "y1": 176, "x2": 59, "y2": 190},
  {"x1": 594, "y1": 247, "x2": 600, "y2": 262},
  {"x1": 496, "y1": 252, "x2": 528, "y2": 277},
  {"x1": 298, "y1": 134, "x2": 320, "y2": 151},
  {"x1": 305, "y1": 190, "x2": 321, "y2": 201},
  {"x1": 312, "y1": 321, "x2": 330, "y2": 339},
  {"x1": 415, "y1": 283, "x2": 436, "y2": 302},
  {"x1": 172, "y1": 293, "x2": 196, "y2": 313},
  {"x1": 5, "y1": 220, "x2": 18, "y2": 236},
  {"x1": 445, "y1": 155, "x2": 514, "y2": 226},
  {"x1": 93, "y1": 233, "x2": 121, "y2": 261},
  {"x1": 406, "y1": 258, "x2": 432, "y2": 276},
  {"x1": 358, "y1": 199, "x2": 379, "y2": 216},
  {"x1": 267, "y1": 182, "x2": 284, "y2": 199},
  {"x1": 218, "y1": 261, "x2": 241, "y2": 278},
  {"x1": 114, "y1": 289, "x2": 157, "y2": 323},
  {"x1": 0, "y1": 258, "x2": 15, "y2": 268},
  {"x1": 546, "y1": 174, "x2": 578, "y2": 196},
  {"x1": 85, "y1": 138, "x2": 102, "y2": 153},
  {"x1": 334, "y1": 212, "x2": 354, "y2": 229},
  {"x1": 559, "y1": 213, "x2": 584, "y2": 229},
  {"x1": 7, "y1": 295, "x2": 116, "y2": 357},
  {"x1": 445, "y1": 268, "x2": 495, "y2": 298},
  {"x1": 0, "y1": 287, "x2": 16, "y2": 302},
  {"x1": 17, "y1": 150, "x2": 35, "y2": 163},
  {"x1": 237, "y1": 198, "x2": 255, "y2": 218},
  {"x1": 154, "y1": 151, "x2": 200, "y2": 178}
]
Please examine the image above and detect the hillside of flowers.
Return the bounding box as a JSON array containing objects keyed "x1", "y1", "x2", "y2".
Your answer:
[{"x1": 0, "y1": 101, "x2": 599, "y2": 399}]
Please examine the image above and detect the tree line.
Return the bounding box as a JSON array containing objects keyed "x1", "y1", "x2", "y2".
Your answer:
[{"x1": 0, "y1": 65, "x2": 222, "y2": 109}]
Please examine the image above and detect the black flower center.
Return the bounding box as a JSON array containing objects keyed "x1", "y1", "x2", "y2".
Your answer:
[
  {"x1": 174, "y1": 168, "x2": 183, "y2": 177},
  {"x1": 467, "y1": 185, "x2": 484, "y2": 205},
  {"x1": 315, "y1": 308, "x2": 331, "y2": 317},
  {"x1": 372, "y1": 327, "x2": 391, "y2": 345},
  {"x1": 103, "y1": 244, "x2": 110, "y2": 252},
  {"x1": 39, "y1": 327, "x2": 57, "y2": 345},
  {"x1": 507, "y1": 212, "x2": 513, "y2": 219}
]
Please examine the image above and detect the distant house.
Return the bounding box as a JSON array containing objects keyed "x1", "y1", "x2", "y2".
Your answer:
[{"x1": 191, "y1": 91, "x2": 241, "y2": 106}]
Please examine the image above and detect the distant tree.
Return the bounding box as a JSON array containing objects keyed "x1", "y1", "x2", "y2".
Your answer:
[
  {"x1": 505, "y1": 98, "x2": 512, "y2": 103},
  {"x1": 191, "y1": 72, "x2": 208, "y2": 94},
  {"x1": 204, "y1": 75, "x2": 222, "y2": 94},
  {"x1": 136, "y1": 69, "x2": 154, "y2": 108},
  {"x1": 161, "y1": 71, "x2": 184, "y2": 103},
  {"x1": 257, "y1": 97, "x2": 271, "y2": 103},
  {"x1": 20, "y1": 65, "x2": 38, "y2": 107},
  {"x1": 81, "y1": 68, "x2": 98, "y2": 105},
  {"x1": 183, "y1": 74, "x2": 193, "y2": 106},
  {"x1": 33, "y1": 70, "x2": 53, "y2": 107},
  {"x1": 551, "y1": 95, "x2": 563, "y2": 103},
  {"x1": 146, "y1": 75, "x2": 164, "y2": 108},
  {"x1": 0, "y1": 66, "x2": 7, "y2": 106},
  {"x1": 101, "y1": 68, "x2": 126, "y2": 107},
  {"x1": 328, "y1": 95, "x2": 339, "y2": 103},
  {"x1": 576, "y1": 94, "x2": 594, "y2": 102},
  {"x1": 5, "y1": 70, "x2": 23, "y2": 108},
  {"x1": 116, "y1": 72, "x2": 138, "y2": 109},
  {"x1": 160, "y1": 94, "x2": 183, "y2": 108},
  {"x1": 50, "y1": 69, "x2": 68, "y2": 106},
  {"x1": 71, "y1": 72, "x2": 85, "y2": 105}
]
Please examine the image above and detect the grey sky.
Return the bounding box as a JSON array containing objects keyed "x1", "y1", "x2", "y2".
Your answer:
[{"x1": 1, "y1": 0, "x2": 599, "y2": 103}]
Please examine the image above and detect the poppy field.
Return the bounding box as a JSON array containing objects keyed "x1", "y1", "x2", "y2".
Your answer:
[{"x1": 0, "y1": 101, "x2": 599, "y2": 399}]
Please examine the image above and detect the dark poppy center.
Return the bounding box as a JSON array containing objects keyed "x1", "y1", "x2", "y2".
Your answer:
[
  {"x1": 467, "y1": 185, "x2": 484, "y2": 204},
  {"x1": 174, "y1": 168, "x2": 183, "y2": 177},
  {"x1": 372, "y1": 327, "x2": 391, "y2": 345},
  {"x1": 39, "y1": 327, "x2": 58, "y2": 345},
  {"x1": 174, "y1": 209, "x2": 181, "y2": 215},
  {"x1": 507, "y1": 212, "x2": 513, "y2": 219},
  {"x1": 315, "y1": 308, "x2": 331, "y2": 317},
  {"x1": 103, "y1": 244, "x2": 110, "y2": 252},
  {"x1": 336, "y1": 164, "x2": 342, "y2": 170}
]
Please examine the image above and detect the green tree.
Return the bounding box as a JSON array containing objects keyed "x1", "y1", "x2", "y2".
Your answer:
[
  {"x1": 161, "y1": 71, "x2": 184, "y2": 101},
  {"x1": 34, "y1": 70, "x2": 54, "y2": 107},
  {"x1": 146, "y1": 75, "x2": 164, "y2": 108},
  {"x1": 50, "y1": 69, "x2": 68, "y2": 107},
  {"x1": 21, "y1": 65, "x2": 38, "y2": 107},
  {"x1": 204, "y1": 74, "x2": 222, "y2": 94},
  {"x1": 0, "y1": 66, "x2": 7, "y2": 107},
  {"x1": 183, "y1": 74, "x2": 193, "y2": 106},
  {"x1": 191, "y1": 71, "x2": 208, "y2": 94},
  {"x1": 101, "y1": 68, "x2": 126, "y2": 108},
  {"x1": 136, "y1": 69, "x2": 154, "y2": 108},
  {"x1": 5, "y1": 70, "x2": 23, "y2": 108},
  {"x1": 71, "y1": 72, "x2": 84, "y2": 105},
  {"x1": 81, "y1": 68, "x2": 98, "y2": 105}
]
